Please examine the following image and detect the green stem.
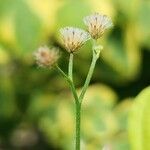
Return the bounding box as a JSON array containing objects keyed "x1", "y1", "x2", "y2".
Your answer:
[
  {"x1": 56, "y1": 65, "x2": 78, "y2": 103},
  {"x1": 68, "y1": 53, "x2": 73, "y2": 81},
  {"x1": 75, "y1": 102, "x2": 81, "y2": 150},
  {"x1": 56, "y1": 65, "x2": 81, "y2": 150},
  {"x1": 68, "y1": 53, "x2": 81, "y2": 149},
  {"x1": 79, "y1": 40, "x2": 102, "y2": 103},
  {"x1": 56, "y1": 39, "x2": 102, "y2": 150},
  {"x1": 79, "y1": 53, "x2": 98, "y2": 103}
]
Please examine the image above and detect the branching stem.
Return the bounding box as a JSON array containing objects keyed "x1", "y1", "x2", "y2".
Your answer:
[{"x1": 56, "y1": 40, "x2": 102, "y2": 150}]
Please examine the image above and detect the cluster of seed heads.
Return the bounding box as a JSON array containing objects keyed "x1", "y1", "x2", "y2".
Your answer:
[{"x1": 34, "y1": 13, "x2": 113, "y2": 68}]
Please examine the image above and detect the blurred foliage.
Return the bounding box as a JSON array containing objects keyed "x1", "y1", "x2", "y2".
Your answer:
[
  {"x1": 128, "y1": 86, "x2": 150, "y2": 150},
  {"x1": 27, "y1": 84, "x2": 132, "y2": 150},
  {"x1": 0, "y1": 0, "x2": 149, "y2": 149}
]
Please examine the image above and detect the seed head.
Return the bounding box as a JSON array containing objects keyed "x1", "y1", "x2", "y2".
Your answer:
[
  {"x1": 60, "y1": 27, "x2": 90, "y2": 53},
  {"x1": 34, "y1": 46, "x2": 59, "y2": 68},
  {"x1": 84, "y1": 13, "x2": 113, "y2": 39}
]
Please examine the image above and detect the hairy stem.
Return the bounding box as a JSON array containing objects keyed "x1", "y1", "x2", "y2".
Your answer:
[
  {"x1": 68, "y1": 53, "x2": 73, "y2": 81},
  {"x1": 56, "y1": 65, "x2": 78, "y2": 103},
  {"x1": 75, "y1": 102, "x2": 81, "y2": 150},
  {"x1": 79, "y1": 40, "x2": 102, "y2": 104},
  {"x1": 79, "y1": 53, "x2": 97, "y2": 103},
  {"x1": 56, "y1": 39, "x2": 102, "y2": 150},
  {"x1": 56, "y1": 64, "x2": 81, "y2": 150}
]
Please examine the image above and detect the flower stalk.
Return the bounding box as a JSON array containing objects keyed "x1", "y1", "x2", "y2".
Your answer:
[
  {"x1": 56, "y1": 65, "x2": 78, "y2": 104},
  {"x1": 56, "y1": 40, "x2": 102, "y2": 150},
  {"x1": 75, "y1": 40, "x2": 103, "y2": 150},
  {"x1": 68, "y1": 53, "x2": 74, "y2": 81},
  {"x1": 79, "y1": 40, "x2": 101, "y2": 104},
  {"x1": 75, "y1": 102, "x2": 81, "y2": 150},
  {"x1": 56, "y1": 36, "x2": 103, "y2": 150},
  {"x1": 34, "y1": 12, "x2": 112, "y2": 150}
]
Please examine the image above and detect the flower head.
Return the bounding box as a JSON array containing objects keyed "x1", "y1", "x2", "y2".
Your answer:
[
  {"x1": 34, "y1": 46, "x2": 59, "y2": 68},
  {"x1": 60, "y1": 27, "x2": 90, "y2": 53},
  {"x1": 84, "y1": 13, "x2": 113, "y2": 39}
]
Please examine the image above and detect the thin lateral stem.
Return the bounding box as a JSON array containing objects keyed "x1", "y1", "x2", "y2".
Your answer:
[
  {"x1": 79, "y1": 39, "x2": 100, "y2": 104},
  {"x1": 56, "y1": 65, "x2": 79, "y2": 104},
  {"x1": 79, "y1": 53, "x2": 97, "y2": 103}
]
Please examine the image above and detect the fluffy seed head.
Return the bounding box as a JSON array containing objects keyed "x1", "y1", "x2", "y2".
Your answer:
[
  {"x1": 84, "y1": 13, "x2": 113, "y2": 39},
  {"x1": 34, "y1": 46, "x2": 59, "y2": 68},
  {"x1": 60, "y1": 27, "x2": 90, "y2": 53}
]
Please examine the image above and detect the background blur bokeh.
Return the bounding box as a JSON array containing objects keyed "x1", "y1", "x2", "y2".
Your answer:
[{"x1": 0, "y1": 0, "x2": 150, "y2": 149}]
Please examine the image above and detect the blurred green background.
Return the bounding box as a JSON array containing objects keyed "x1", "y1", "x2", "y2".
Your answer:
[{"x1": 0, "y1": 0, "x2": 150, "y2": 149}]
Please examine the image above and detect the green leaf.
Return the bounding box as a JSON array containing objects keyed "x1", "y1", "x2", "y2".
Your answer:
[
  {"x1": 128, "y1": 86, "x2": 150, "y2": 150},
  {"x1": 138, "y1": 1, "x2": 150, "y2": 49},
  {"x1": 14, "y1": 0, "x2": 42, "y2": 53}
]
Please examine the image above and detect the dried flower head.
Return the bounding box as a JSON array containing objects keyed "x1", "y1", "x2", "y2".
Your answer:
[
  {"x1": 34, "y1": 46, "x2": 59, "y2": 68},
  {"x1": 84, "y1": 13, "x2": 113, "y2": 39},
  {"x1": 60, "y1": 27, "x2": 90, "y2": 53}
]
